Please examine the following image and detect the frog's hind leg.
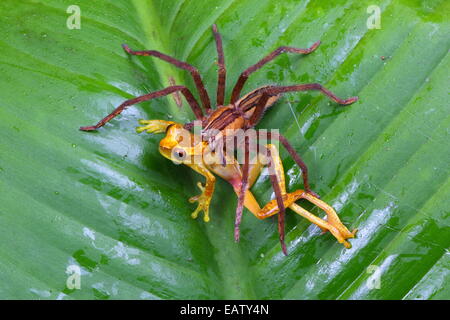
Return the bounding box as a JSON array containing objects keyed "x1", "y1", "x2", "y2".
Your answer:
[
  {"x1": 289, "y1": 201, "x2": 357, "y2": 248},
  {"x1": 258, "y1": 192, "x2": 357, "y2": 248},
  {"x1": 253, "y1": 144, "x2": 356, "y2": 250}
]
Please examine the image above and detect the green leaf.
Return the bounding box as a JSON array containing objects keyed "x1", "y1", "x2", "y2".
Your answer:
[{"x1": 0, "y1": 0, "x2": 448, "y2": 299}]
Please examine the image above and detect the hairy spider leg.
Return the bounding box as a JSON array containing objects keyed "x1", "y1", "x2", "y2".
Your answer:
[
  {"x1": 79, "y1": 86, "x2": 203, "y2": 131},
  {"x1": 235, "y1": 135, "x2": 249, "y2": 242},
  {"x1": 212, "y1": 24, "x2": 226, "y2": 106},
  {"x1": 266, "y1": 145, "x2": 288, "y2": 255},
  {"x1": 245, "y1": 84, "x2": 358, "y2": 130},
  {"x1": 230, "y1": 41, "x2": 321, "y2": 103},
  {"x1": 263, "y1": 84, "x2": 359, "y2": 105},
  {"x1": 122, "y1": 44, "x2": 211, "y2": 112}
]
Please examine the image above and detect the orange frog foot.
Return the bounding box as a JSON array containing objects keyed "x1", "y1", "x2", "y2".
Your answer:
[{"x1": 189, "y1": 182, "x2": 212, "y2": 222}]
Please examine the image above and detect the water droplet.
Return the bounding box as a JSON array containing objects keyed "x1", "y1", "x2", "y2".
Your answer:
[
  {"x1": 54, "y1": 191, "x2": 60, "y2": 195},
  {"x1": 72, "y1": 144, "x2": 77, "y2": 148}
]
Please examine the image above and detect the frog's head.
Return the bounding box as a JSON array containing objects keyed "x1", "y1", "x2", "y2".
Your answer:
[
  {"x1": 159, "y1": 123, "x2": 193, "y2": 164},
  {"x1": 136, "y1": 120, "x2": 204, "y2": 165}
]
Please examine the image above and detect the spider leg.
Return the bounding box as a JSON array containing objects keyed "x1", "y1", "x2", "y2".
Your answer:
[
  {"x1": 230, "y1": 41, "x2": 321, "y2": 103},
  {"x1": 122, "y1": 44, "x2": 211, "y2": 112},
  {"x1": 266, "y1": 146, "x2": 288, "y2": 255},
  {"x1": 212, "y1": 24, "x2": 226, "y2": 106},
  {"x1": 234, "y1": 135, "x2": 249, "y2": 242},
  {"x1": 263, "y1": 84, "x2": 358, "y2": 105},
  {"x1": 247, "y1": 83, "x2": 358, "y2": 130},
  {"x1": 247, "y1": 92, "x2": 270, "y2": 126},
  {"x1": 79, "y1": 85, "x2": 203, "y2": 131}
]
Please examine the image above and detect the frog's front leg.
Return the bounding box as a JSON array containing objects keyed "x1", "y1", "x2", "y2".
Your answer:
[
  {"x1": 136, "y1": 119, "x2": 215, "y2": 222},
  {"x1": 136, "y1": 119, "x2": 176, "y2": 133},
  {"x1": 187, "y1": 164, "x2": 216, "y2": 222}
]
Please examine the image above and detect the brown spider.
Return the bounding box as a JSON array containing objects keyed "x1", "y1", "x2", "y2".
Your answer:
[{"x1": 80, "y1": 24, "x2": 358, "y2": 254}]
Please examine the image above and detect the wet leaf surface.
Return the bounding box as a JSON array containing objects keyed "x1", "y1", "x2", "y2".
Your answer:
[{"x1": 0, "y1": 0, "x2": 448, "y2": 299}]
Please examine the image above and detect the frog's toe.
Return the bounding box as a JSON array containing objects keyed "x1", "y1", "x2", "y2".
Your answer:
[
  {"x1": 191, "y1": 209, "x2": 200, "y2": 219},
  {"x1": 189, "y1": 195, "x2": 200, "y2": 203},
  {"x1": 189, "y1": 195, "x2": 211, "y2": 222}
]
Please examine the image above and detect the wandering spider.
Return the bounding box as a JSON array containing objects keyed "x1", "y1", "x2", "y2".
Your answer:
[{"x1": 80, "y1": 24, "x2": 358, "y2": 255}]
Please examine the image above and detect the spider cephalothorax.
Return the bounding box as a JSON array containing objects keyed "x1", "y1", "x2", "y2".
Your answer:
[{"x1": 80, "y1": 24, "x2": 358, "y2": 255}]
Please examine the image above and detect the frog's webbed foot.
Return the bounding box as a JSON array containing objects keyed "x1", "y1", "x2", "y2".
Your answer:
[{"x1": 189, "y1": 182, "x2": 212, "y2": 222}]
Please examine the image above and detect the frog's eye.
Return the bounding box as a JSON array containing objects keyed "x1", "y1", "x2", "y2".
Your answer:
[{"x1": 172, "y1": 147, "x2": 186, "y2": 161}]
